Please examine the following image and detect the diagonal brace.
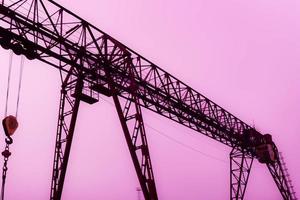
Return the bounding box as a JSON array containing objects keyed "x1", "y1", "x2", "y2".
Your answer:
[{"x1": 113, "y1": 93, "x2": 158, "y2": 200}]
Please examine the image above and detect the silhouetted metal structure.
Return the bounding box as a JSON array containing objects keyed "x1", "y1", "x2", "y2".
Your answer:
[{"x1": 0, "y1": 0, "x2": 296, "y2": 199}]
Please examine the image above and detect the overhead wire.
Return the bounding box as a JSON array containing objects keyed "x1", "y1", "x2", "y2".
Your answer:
[
  {"x1": 98, "y1": 96, "x2": 227, "y2": 164},
  {"x1": 1, "y1": 51, "x2": 25, "y2": 200},
  {"x1": 145, "y1": 124, "x2": 227, "y2": 164},
  {"x1": 4, "y1": 51, "x2": 13, "y2": 118},
  {"x1": 3, "y1": 51, "x2": 25, "y2": 119},
  {"x1": 15, "y1": 55, "x2": 24, "y2": 118}
]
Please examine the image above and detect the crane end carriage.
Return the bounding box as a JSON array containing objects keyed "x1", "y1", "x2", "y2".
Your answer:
[{"x1": 242, "y1": 128, "x2": 277, "y2": 164}]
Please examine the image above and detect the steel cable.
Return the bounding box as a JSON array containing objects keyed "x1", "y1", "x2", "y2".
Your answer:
[
  {"x1": 15, "y1": 55, "x2": 24, "y2": 118},
  {"x1": 4, "y1": 51, "x2": 13, "y2": 117}
]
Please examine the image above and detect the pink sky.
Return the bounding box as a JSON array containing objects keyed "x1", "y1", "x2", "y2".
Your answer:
[{"x1": 0, "y1": 0, "x2": 299, "y2": 199}]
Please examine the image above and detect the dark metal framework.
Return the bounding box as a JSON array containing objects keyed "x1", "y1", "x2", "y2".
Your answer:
[
  {"x1": 50, "y1": 70, "x2": 89, "y2": 199},
  {"x1": 0, "y1": 0, "x2": 295, "y2": 199},
  {"x1": 230, "y1": 148, "x2": 253, "y2": 200},
  {"x1": 279, "y1": 152, "x2": 298, "y2": 200},
  {"x1": 266, "y1": 146, "x2": 296, "y2": 200},
  {"x1": 112, "y1": 94, "x2": 158, "y2": 200}
]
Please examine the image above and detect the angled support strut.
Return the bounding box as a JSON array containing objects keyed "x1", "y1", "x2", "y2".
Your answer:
[
  {"x1": 50, "y1": 75, "x2": 83, "y2": 200},
  {"x1": 267, "y1": 160, "x2": 294, "y2": 199},
  {"x1": 230, "y1": 147, "x2": 253, "y2": 200},
  {"x1": 100, "y1": 35, "x2": 158, "y2": 199},
  {"x1": 112, "y1": 93, "x2": 158, "y2": 200}
]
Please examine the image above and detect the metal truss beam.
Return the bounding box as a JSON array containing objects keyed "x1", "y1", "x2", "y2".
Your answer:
[
  {"x1": 0, "y1": 0, "x2": 295, "y2": 199},
  {"x1": 0, "y1": 0, "x2": 250, "y2": 148},
  {"x1": 230, "y1": 147, "x2": 253, "y2": 200}
]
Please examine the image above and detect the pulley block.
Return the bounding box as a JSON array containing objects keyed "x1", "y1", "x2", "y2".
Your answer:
[{"x1": 2, "y1": 115, "x2": 18, "y2": 137}]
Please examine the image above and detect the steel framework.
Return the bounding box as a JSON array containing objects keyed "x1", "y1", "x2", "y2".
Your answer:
[
  {"x1": 50, "y1": 71, "x2": 86, "y2": 199},
  {"x1": 0, "y1": 0, "x2": 295, "y2": 199},
  {"x1": 107, "y1": 58, "x2": 158, "y2": 199},
  {"x1": 230, "y1": 147, "x2": 253, "y2": 200}
]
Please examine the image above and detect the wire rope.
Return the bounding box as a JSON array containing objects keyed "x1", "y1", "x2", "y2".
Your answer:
[
  {"x1": 15, "y1": 55, "x2": 24, "y2": 118},
  {"x1": 98, "y1": 96, "x2": 227, "y2": 164},
  {"x1": 4, "y1": 51, "x2": 13, "y2": 118},
  {"x1": 1, "y1": 53, "x2": 24, "y2": 200}
]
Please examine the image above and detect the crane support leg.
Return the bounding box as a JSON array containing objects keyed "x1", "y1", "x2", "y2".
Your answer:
[
  {"x1": 112, "y1": 93, "x2": 158, "y2": 200},
  {"x1": 50, "y1": 77, "x2": 83, "y2": 200},
  {"x1": 230, "y1": 148, "x2": 253, "y2": 200},
  {"x1": 267, "y1": 162, "x2": 293, "y2": 200}
]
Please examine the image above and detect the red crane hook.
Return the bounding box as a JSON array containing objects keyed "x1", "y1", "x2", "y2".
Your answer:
[{"x1": 2, "y1": 115, "x2": 18, "y2": 144}]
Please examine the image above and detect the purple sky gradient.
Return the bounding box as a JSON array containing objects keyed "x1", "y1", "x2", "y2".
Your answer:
[{"x1": 0, "y1": 0, "x2": 299, "y2": 199}]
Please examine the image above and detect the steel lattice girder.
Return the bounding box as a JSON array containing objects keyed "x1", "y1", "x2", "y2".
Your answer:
[
  {"x1": 0, "y1": 0, "x2": 250, "y2": 148},
  {"x1": 0, "y1": 0, "x2": 295, "y2": 199}
]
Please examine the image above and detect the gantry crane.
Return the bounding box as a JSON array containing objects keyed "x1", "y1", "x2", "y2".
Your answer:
[{"x1": 0, "y1": 0, "x2": 296, "y2": 199}]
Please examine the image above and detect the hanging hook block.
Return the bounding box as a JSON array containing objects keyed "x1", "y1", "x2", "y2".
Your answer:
[{"x1": 2, "y1": 115, "x2": 18, "y2": 137}]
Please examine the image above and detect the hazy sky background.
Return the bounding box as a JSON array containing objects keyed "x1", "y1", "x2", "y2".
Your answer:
[{"x1": 0, "y1": 0, "x2": 299, "y2": 199}]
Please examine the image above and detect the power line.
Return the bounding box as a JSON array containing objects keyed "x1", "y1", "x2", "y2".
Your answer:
[
  {"x1": 98, "y1": 96, "x2": 227, "y2": 164},
  {"x1": 15, "y1": 55, "x2": 24, "y2": 118},
  {"x1": 145, "y1": 123, "x2": 227, "y2": 164}
]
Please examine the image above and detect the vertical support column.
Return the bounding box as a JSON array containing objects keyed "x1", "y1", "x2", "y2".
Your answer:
[
  {"x1": 112, "y1": 93, "x2": 158, "y2": 200},
  {"x1": 50, "y1": 76, "x2": 83, "y2": 200},
  {"x1": 230, "y1": 147, "x2": 253, "y2": 200}
]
